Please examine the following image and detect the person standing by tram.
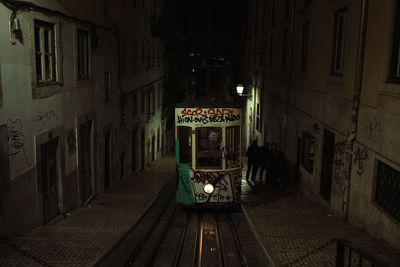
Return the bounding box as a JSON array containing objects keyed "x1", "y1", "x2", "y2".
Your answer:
[{"x1": 245, "y1": 140, "x2": 258, "y2": 182}]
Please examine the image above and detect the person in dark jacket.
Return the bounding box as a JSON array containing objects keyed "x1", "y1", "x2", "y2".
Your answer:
[
  {"x1": 245, "y1": 140, "x2": 258, "y2": 182},
  {"x1": 258, "y1": 142, "x2": 272, "y2": 183}
]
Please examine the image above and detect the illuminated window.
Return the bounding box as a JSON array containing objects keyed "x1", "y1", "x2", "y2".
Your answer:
[
  {"x1": 196, "y1": 127, "x2": 222, "y2": 169},
  {"x1": 177, "y1": 126, "x2": 192, "y2": 165},
  {"x1": 34, "y1": 20, "x2": 56, "y2": 85},
  {"x1": 226, "y1": 126, "x2": 240, "y2": 168},
  {"x1": 331, "y1": 7, "x2": 347, "y2": 76},
  {"x1": 390, "y1": 0, "x2": 400, "y2": 82},
  {"x1": 77, "y1": 30, "x2": 89, "y2": 80}
]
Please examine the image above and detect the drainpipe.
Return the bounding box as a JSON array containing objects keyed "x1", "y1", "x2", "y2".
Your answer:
[
  {"x1": 345, "y1": 0, "x2": 369, "y2": 222},
  {"x1": 282, "y1": 0, "x2": 296, "y2": 157}
]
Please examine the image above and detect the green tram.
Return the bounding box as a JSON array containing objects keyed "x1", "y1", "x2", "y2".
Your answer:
[{"x1": 175, "y1": 103, "x2": 242, "y2": 208}]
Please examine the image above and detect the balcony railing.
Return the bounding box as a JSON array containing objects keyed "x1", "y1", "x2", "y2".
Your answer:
[{"x1": 336, "y1": 239, "x2": 390, "y2": 267}]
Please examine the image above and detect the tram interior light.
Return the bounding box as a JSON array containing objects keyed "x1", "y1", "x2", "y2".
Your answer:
[{"x1": 204, "y1": 184, "x2": 214, "y2": 194}]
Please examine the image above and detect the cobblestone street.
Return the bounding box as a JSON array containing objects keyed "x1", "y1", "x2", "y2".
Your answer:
[
  {"x1": 241, "y1": 166, "x2": 400, "y2": 267},
  {"x1": 0, "y1": 155, "x2": 399, "y2": 266}
]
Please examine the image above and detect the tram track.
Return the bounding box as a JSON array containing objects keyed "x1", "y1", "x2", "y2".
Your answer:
[{"x1": 98, "y1": 180, "x2": 272, "y2": 267}]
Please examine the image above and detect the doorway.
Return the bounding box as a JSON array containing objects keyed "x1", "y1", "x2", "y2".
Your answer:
[
  {"x1": 320, "y1": 129, "x2": 335, "y2": 203},
  {"x1": 39, "y1": 137, "x2": 60, "y2": 224},
  {"x1": 78, "y1": 120, "x2": 93, "y2": 205}
]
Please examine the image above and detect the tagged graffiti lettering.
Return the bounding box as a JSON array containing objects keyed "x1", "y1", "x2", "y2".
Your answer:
[
  {"x1": 7, "y1": 119, "x2": 25, "y2": 156},
  {"x1": 177, "y1": 115, "x2": 240, "y2": 125},
  {"x1": 332, "y1": 140, "x2": 347, "y2": 196},
  {"x1": 368, "y1": 117, "x2": 381, "y2": 140},
  {"x1": 354, "y1": 147, "x2": 368, "y2": 175},
  {"x1": 181, "y1": 108, "x2": 234, "y2": 117}
]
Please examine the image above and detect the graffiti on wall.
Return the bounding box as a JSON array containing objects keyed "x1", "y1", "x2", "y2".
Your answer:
[
  {"x1": 7, "y1": 119, "x2": 25, "y2": 156},
  {"x1": 176, "y1": 108, "x2": 240, "y2": 125},
  {"x1": 368, "y1": 116, "x2": 381, "y2": 140},
  {"x1": 354, "y1": 146, "x2": 368, "y2": 175},
  {"x1": 332, "y1": 140, "x2": 347, "y2": 195}
]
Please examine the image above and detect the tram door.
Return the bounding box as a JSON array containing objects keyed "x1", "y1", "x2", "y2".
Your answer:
[{"x1": 40, "y1": 137, "x2": 60, "y2": 224}]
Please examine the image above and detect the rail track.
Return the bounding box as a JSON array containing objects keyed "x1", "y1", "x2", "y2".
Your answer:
[{"x1": 98, "y1": 181, "x2": 272, "y2": 267}]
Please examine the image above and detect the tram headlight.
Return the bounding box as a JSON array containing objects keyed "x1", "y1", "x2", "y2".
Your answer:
[{"x1": 204, "y1": 184, "x2": 214, "y2": 194}]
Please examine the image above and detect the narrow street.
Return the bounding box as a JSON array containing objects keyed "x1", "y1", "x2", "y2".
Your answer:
[{"x1": 0, "y1": 155, "x2": 399, "y2": 266}]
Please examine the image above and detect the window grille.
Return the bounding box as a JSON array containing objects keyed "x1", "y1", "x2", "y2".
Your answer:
[{"x1": 375, "y1": 161, "x2": 400, "y2": 222}]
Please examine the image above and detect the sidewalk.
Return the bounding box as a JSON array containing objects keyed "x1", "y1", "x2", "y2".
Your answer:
[
  {"x1": 0, "y1": 154, "x2": 175, "y2": 267},
  {"x1": 241, "y1": 180, "x2": 400, "y2": 267}
]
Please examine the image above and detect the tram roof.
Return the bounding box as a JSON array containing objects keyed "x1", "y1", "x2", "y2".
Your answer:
[{"x1": 175, "y1": 101, "x2": 241, "y2": 109}]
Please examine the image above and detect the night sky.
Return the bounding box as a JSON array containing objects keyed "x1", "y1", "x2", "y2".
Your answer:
[{"x1": 170, "y1": 0, "x2": 248, "y2": 57}]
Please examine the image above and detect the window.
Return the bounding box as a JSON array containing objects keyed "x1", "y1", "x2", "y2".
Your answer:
[
  {"x1": 132, "y1": 93, "x2": 137, "y2": 116},
  {"x1": 34, "y1": 20, "x2": 56, "y2": 85},
  {"x1": 177, "y1": 126, "x2": 192, "y2": 165},
  {"x1": 301, "y1": 132, "x2": 315, "y2": 173},
  {"x1": 120, "y1": 152, "x2": 125, "y2": 178},
  {"x1": 77, "y1": 30, "x2": 89, "y2": 80},
  {"x1": 269, "y1": 34, "x2": 274, "y2": 67},
  {"x1": 141, "y1": 89, "x2": 145, "y2": 113},
  {"x1": 141, "y1": 42, "x2": 145, "y2": 66},
  {"x1": 133, "y1": 0, "x2": 136, "y2": 8},
  {"x1": 146, "y1": 89, "x2": 150, "y2": 115},
  {"x1": 103, "y1": 0, "x2": 109, "y2": 16},
  {"x1": 254, "y1": 0, "x2": 259, "y2": 34},
  {"x1": 301, "y1": 21, "x2": 310, "y2": 72},
  {"x1": 196, "y1": 127, "x2": 222, "y2": 169},
  {"x1": 256, "y1": 103, "x2": 261, "y2": 131},
  {"x1": 375, "y1": 161, "x2": 400, "y2": 222},
  {"x1": 282, "y1": 30, "x2": 288, "y2": 69},
  {"x1": 331, "y1": 7, "x2": 347, "y2": 76},
  {"x1": 104, "y1": 72, "x2": 111, "y2": 101},
  {"x1": 226, "y1": 126, "x2": 240, "y2": 168},
  {"x1": 151, "y1": 85, "x2": 155, "y2": 114},
  {"x1": 284, "y1": 0, "x2": 290, "y2": 19},
  {"x1": 390, "y1": 1, "x2": 400, "y2": 82},
  {"x1": 271, "y1": 0, "x2": 276, "y2": 25}
]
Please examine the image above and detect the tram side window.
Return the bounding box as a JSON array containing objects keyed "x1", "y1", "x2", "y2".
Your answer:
[
  {"x1": 196, "y1": 127, "x2": 222, "y2": 169},
  {"x1": 226, "y1": 126, "x2": 240, "y2": 168},
  {"x1": 177, "y1": 126, "x2": 192, "y2": 165}
]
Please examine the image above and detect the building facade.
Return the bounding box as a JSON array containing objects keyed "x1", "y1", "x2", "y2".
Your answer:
[
  {"x1": 241, "y1": 0, "x2": 400, "y2": 250},
  {"x1": 0, "y1": 0, "x2": 169, "y2": 236}
]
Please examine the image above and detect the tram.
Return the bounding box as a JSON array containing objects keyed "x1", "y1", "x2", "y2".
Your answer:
[{"x1": 175, "y1": 102, "x2": 242, "y2": 208}]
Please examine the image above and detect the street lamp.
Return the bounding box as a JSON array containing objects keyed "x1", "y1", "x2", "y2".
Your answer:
[{"x1": 236, "y1": 84, "x2": 251, "y2": 97}]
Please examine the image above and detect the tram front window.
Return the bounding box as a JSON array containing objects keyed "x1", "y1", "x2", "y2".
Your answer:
[
  {"x1": 177, "y1": 126, "x2": 192, "y2": 165},
  {"x1": 196, "y1": 127, "x2": 222, "y2": 169}
]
